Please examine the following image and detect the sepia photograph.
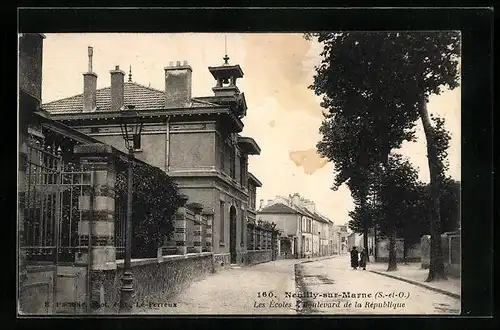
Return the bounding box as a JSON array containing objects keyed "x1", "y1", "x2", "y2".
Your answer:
[{"x1": 18, "y1": 30, "x2": 463, "y2": 316}]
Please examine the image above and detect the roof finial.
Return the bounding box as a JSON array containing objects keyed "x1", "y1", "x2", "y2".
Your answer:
[
  {"x1": 223, "y1": 34, "x2": 229, "y2": 65},
  {"x1": 88, "y1": 46, "x2": 93, "y2": 72},
  {"x1": 128, "y1": 65, "x2": 132, "y2": 82}
]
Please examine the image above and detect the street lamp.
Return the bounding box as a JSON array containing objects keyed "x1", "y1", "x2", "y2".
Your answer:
[{"x1": 118, "y1": 105, "x2": 143, "y2": 313}]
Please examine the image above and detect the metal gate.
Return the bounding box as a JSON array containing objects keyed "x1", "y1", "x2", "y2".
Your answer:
[{"x1": 20, "y1": 137, "x2": 94, "y2": 314}]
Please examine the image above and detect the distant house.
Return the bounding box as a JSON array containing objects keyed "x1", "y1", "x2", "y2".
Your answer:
[
  {"x1": 257, "y1": 203, "x2": 302, "y2": 257},
  {"x1": 257, "y1": 193, "x2": 335, "y2": 258},
  {"x1": 333, "y1": 224, "x2": 349, "y2": 254},
  {"x1": 347, "y1": 232, "x2": 375, "y2": 254}
]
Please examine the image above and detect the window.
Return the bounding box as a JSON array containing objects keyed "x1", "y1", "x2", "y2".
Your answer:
[
  {"x1": 220, "y1": 201, "x2": 225, "y2": 243},
  {"x1": 90, "y1": 127, "x2": 99, "y2": 134},
  {"x1": 248, "y1": 187, "x2": 255, "y2": 210},
  {"x1": 133, "y1": 134, "x2": 141, "y2": 150},
  {"x1": 229, "y1": 145, "x2": 235, "y2": 179},
  {"x1": 240, "y1": 156, "x2": 245, "y2": 185},
  {"x1": 220, "y1": 139, "x2": 226, "y2": 172}
]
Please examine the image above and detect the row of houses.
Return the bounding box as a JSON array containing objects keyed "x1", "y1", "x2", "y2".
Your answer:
[{"x1": 257, "y1": 193, "x2": 349, "y2": 258}]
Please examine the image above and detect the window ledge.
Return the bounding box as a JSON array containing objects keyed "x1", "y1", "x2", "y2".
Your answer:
[
  {"x1": 133, "y1": 149, "x2": 143, "y2": 153},
  {"x1": 219, "y1": 242, "x2": 226, "y2": 247}
]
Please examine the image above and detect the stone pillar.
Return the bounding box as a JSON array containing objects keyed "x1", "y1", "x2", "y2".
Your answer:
[
  {"x1": 255, "y1": 229, "x2": 259, "y2": 250},
  {"x1": 252, "y1": 226, "x2": 259, "y2": 251},
  {"x1": 190, "y1": 203, "x2": 203, "y2": 253},
  {"x1": 203, "y1": 211, "x2": 213, "y2": 252},
  {"x1": 74, "y1": 144, "x2": 117, "y2": 311},
  {"x1": 174, "y1": 194, "x2": 189, "y2": 255}
]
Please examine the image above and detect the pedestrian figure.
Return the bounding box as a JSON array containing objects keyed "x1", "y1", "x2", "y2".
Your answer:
[
  {"x1": 359, "y1": 248, "x2": 367, "y2": 270},
  {"x1": 350, "y1": 246, "x2": 359, "y2": 270}
]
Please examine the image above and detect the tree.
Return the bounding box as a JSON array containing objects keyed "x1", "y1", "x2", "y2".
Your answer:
[
  {"x1": 115, "y1": 159, "x2": 182, "y2": 258},
  {"x1": 308, "y1": 32, "x2": 460, "y2": 280},
  {"x1": 317, "y1": 112, "x2": 381, "y2": 264},
  {"x1": 313, "y1": 32, "x2": 421, "y2": 271},
  {"x1": 374, "y1": 154, "x2": 422, "y2": 269}
]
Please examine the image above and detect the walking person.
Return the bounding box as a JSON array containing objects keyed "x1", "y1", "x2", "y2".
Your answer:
[
  {"x1": 350, "y1": 246, "x2": 359, "y2": 270},
  {"x1": 359, "y1": 248, "x2": 367, "y2": 270}
]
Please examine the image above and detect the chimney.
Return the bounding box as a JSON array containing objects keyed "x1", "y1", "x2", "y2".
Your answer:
[
  {"x1": 83, "y1": 46, "x2": 97, "y2": 112},
  {"x1": 164, "y1": 60, "x2": 192, "y2": 108},
  {"x1": 110, "y1": 65, "x2": 125, "y2": 112}
]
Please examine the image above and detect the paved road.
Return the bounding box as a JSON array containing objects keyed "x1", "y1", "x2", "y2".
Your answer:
[
  {"x1": 297, "y1": 256, "x2": 460, "y2": 315},
  {"x1": 136, "y1": 256, "x2": 460, "y2": 315}
]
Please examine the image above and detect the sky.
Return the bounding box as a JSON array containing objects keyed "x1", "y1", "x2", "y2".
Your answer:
[{"x1": 39, "y1": 33, "x2": 461, "y2": 225}]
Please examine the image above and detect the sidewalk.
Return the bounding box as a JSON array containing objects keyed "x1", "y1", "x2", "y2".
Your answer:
[
  {"x1": 136, "y1": 259, "x2": 299, "y2": 314},
  {"x1": 368, "y1": 262, "x2": 461, "y2": 299},
  {"x1": 135, "y1": 255, "x2": 337, "y2": 314}
]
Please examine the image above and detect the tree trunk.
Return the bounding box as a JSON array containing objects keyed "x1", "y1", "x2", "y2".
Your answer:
[
  {"x1": 374, "y1": 224, "x2": 378, "y2": 262},
  {"x1": 418, "y1": 94, "x2": 447, "y2": 281},
  {"x1": 379, "y1": 148, "x2": 397, "y2": 271},
  {"x1": 363, "y1": 209, "x2": 370, "y2": 264},
  {"x1": 387, "y1": 225, "x2": 398, "y2": 271}
]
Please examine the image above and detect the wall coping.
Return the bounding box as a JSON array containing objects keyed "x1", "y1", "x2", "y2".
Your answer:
[
  {"x1": 160, "y1": 252, "x2": 213, "y2": 263},
  {"x1": 114, "y1": 252, "x2": 213, "y2": 268}
]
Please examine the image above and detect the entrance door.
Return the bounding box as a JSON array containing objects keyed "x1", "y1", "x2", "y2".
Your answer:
[{"x1": 229, "y1": 206, "x2": 237, "y2": 264}]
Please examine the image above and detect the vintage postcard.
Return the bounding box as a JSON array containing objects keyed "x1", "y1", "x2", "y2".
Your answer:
[{"x1": 18, "y1": 31, "x2": 462, "y2": 316}]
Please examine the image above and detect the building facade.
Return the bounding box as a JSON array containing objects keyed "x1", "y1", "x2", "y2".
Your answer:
[
  {"x1": 42, "y1": 48, "x2": 261, "y2": 265},
  {"x1": 347, "y1": 231, "x2": 377, "y2": 255},
  {"x1": 332, "y1": 224, "x2": 349, "y2": 254},
  {"x1": 257, "y1": 193, "x2": 335, "y2": 258}
]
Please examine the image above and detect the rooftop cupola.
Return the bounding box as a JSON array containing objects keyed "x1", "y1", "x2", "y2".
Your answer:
[{"x1": 208, "y1": 54, "x2": 244, "y2": 97}]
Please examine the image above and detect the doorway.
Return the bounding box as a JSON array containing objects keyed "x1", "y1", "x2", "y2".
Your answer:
[{"x1": 229, "y1": 206, "x2": 237, "y2": 264}]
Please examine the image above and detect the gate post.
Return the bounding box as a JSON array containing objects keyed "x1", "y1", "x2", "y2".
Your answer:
[
  {"x1": 74, "y1": 144, "x2": 117, "y2": 312},
  {"x1": 189, "y1": 203, "x2": 203, "y2": 253},
  {"x1": 202, "y1": 210, "x2": 214, "y2": 252},
  {"x1": 174, "y1": 194, "x2": 189, "y2": 255}
]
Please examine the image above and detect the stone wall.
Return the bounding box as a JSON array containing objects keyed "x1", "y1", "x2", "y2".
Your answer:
[
  {"x1": 244, "y1": 250, "x2": 273, "y2": 266},
  {"x1": 421, "y1": 233, "x2": 460, "y2": 278},
  {"x1": 376, "y1": 238, "x2": 421, "y2": 262},
  {"x1": 19, "y1": 265, "x2": 56, "y2": 315},
  {"x1": 90, "y1": 252, "x2": 214, "y2": 314}
]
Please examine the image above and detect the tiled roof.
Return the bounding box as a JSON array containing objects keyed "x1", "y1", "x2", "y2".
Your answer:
[
  {"x1": 258, "y1": 203, "x2": 299, "y2": 215},
  {"x1": 294, "y1": 206, "x2": 331, "y2": 224},
  {"x1": 42, "y1": 82, "x2": 217, "y2": 113},
  {"x1": 295, "y1": 206, "x2": 319, "y2": 220}
]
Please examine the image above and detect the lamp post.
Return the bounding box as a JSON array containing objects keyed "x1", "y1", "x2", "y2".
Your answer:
[{"x1": 118, "y1": 105, "x2": 143, "y2": 313}]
